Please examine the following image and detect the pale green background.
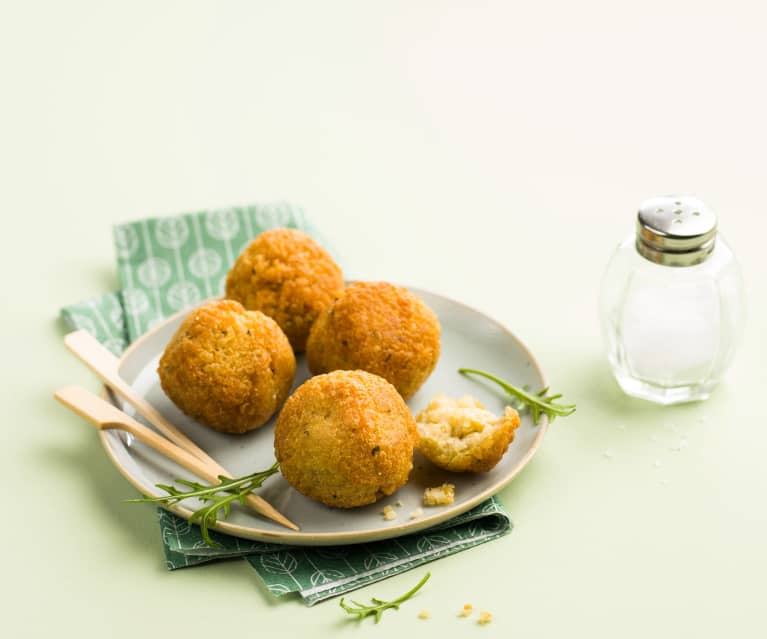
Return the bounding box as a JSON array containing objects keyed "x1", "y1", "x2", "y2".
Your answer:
[{"x1": 2, "y1": 1, "x2": 766, "y2": 637}]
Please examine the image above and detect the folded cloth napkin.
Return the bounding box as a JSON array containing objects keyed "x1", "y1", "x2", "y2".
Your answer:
[{"x1": 60, "y1": 203, "x2": 512, "y2": 606}]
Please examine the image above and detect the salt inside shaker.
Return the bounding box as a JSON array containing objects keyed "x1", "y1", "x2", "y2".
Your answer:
[{"x1": 600, "y1": 196, "x2": 745, "y2": 404}]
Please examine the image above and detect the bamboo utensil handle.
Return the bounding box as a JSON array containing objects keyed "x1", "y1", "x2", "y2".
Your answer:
[
  {"x1": 62, "y1": 331, "x2": 299, "y2": 529},
  {"x1": 55, "y1": 386, "x2": 224, "y2": 484},
  {"x1": 64, "y1": 330, "x2": 215, "y2": 467},
  {"x1": 54, "y1": 385, "x2": 299, "y2": 532}
]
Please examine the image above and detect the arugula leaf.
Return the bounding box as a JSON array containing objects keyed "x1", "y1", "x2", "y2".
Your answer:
[
  {"x1": 126, "y1": 462, "x2": 279, "y2": 546},
  {"x1": 459, "y1": 368, "x2": 575, "y2": 424},
  {"x1": 340, "y1": 573, "x2": 431, "y2": 623}
]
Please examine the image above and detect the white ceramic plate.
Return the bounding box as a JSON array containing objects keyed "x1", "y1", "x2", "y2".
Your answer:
[{"x1": 101, "y1": 287, "x2": 548, "y2": 546}]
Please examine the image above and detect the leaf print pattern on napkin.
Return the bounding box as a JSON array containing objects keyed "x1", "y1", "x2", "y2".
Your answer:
[
  {"x1": 161, "y1": 512, "x2": 191, "y2": 547},
  {"x1": 205, "y1": 209, "x2": 240, "y2": 241},
  {"x1": 309, "y1": 568, "x2": 346, "y2": 587},
  {"x1": 363, "y1": 552, "x2": 399, "y2": 570},
  {"x1": 260, "y1": 552, "x2": 302, "y2": 589},
  {"x1": 137, "y1": 257, "x2": 172, "y2": 289},
  {"x1": 167, "y1": 281, "x2": 201, "y2": 311},
  {"x1": 416, "y1": 535, "x2": 452, "y2": 553},
  {"x1": 155, "y1": 218, "x2": 190, "y2": 249},
  {"x1": 114, "y1": 225, "x2": 139, "y2": 258}
]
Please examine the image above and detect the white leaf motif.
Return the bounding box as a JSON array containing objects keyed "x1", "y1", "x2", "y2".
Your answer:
[
  {"x1": 166, "y1": 281, "x2": 201, "y2": 311},
  {"x1": 363, "y1": 552, "x2": 399, "y2": 570},
  {"x1": 310, "y1": 568, "x2": 345, "y2": 586},
  {"x1": 416, "y1": 534, "x2": 452, "y2": 552},
  {"x1": 205, "y1": 209, "x2": 240, "y2": 241},
  {"x1": 114, "y1": 226, "x2": 139, "y2": 258},
  {"x1": 161, "y1": 513, "x2": 191, "y2": 546},
  {"x1": 260, "y1": 551, "x2": 298, "y2": 576},
  {"x1": 109, "y1": 305, "x2": 125, "y2": 331},
  {"x1": 122, "y1": 288, "x2": 150, "y2": 315},
  {"x1": 188, "y1": 249, "x2": 222, "y2": 278},
  {"x1": 155, "y1": 218, "x2": 189, "y2": 249},
  {"x1": 137, "y1": 257, "x2": 171, "y2": 288},
  {"x1": 254, "y1": 204, "x2": 293, "y2": 230}
]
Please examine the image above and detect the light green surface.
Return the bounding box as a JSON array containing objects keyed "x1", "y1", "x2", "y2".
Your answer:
[{"x1": 3, "y1": 1, "x2": 766, "y2": 637}]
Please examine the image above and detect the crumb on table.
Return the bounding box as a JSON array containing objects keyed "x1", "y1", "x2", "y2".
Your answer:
[{"x1": 478, "y1": 611, "x2": 493, "y2": 625}]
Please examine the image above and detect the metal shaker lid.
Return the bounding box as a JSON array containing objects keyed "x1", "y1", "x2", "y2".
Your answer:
[{"x1": 636, "y1": 196, "x2": 717, "y2": 266}]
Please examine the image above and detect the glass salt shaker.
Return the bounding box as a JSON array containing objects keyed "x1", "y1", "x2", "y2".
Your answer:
[{"x1": 600, "y1": 196, "x2": 746, "y2": 404}]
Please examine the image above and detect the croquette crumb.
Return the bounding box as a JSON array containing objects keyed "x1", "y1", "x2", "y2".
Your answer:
[
  {"x1": 459, "y1": 604, "x2": 473, "y2": 617},
  {"x1": 409, "y1": 507, "x2": 424, "y2": 519},
  {"x1": 395, "y1": 499, "x2": 403, "y2": 507},
  {"x1": 423, "y1": 483, "x2": 455, "y2": 506},
  {"x1": 416, "y1": 393, "x2": 520, "y2": 473},
  {"x1": 382, "y1": 505, "x2": 397, "y2": 521},
  {"x1": 478, "y1": 611, "x2": 493, "y2": 625},
  {"x1": 418, "y1": 610, "x2": 431, "y2": 620}
]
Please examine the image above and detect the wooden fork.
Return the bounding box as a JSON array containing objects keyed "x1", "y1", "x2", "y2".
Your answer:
[
  {"x1": 61, "y1": 329, "x2": 298, "y2": 531},
  {"x1": 54, "y1": 385, "x2": 297, "y2": 531}
]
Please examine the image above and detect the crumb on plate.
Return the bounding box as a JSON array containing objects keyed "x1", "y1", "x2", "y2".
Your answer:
[
  {"x1": 423, "y1": 483, "x2": 455, "y2": 506},
  {"x1": 478, "y1": 611, "x2": 493, "y2": 625},
  {"x1": 382, "y1": 505, "x2": 397, "y2": 521},
  {"x1": 409, "y1": 507, "x2": 424, "y2": 520},
  {"x1": 418, "y1": 610, "x2": 431, "y2": 620},
  {"x1": 459, "y1": 603, "x2": 473, "y2": 617}
]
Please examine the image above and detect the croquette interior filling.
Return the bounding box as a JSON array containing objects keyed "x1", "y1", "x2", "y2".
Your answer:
[{"x1": 416, "y1": 395, "x2": 507, "y2": 457}]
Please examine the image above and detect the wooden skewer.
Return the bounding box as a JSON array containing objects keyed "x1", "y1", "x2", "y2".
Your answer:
[
  {"x1": 54, "y1": 386, "x2": 298, "y2": 531},
  {"x1": 62, "y1": 330, "x2": 298, "y2": 531},
  {"x1": 65, "y1": 330, "x2": 215, "y2": 465}
]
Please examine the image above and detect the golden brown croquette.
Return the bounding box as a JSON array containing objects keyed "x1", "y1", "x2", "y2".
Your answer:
[
  {"x1": 416, "y1": 394, "x2": 520, "y2": 473},
  {"x1": 274, "y1": 370, "x2": 418, "y2": 508},
  {"x1": 225, "y1": 228, "x2": 344, "y2": 352},
  {"x1": 305, "y1": 282, "x2": 441, "y2": 399},
  {"x1": 158, "y1": 299, "x2": 296, "y2": 434}
]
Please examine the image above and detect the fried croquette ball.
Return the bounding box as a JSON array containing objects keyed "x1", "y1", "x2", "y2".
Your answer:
[
  {"x1": 225, "y1": 228, "x2": 343, "y2": 352},
  {"x1": 306, "y1": 282, "x2": 440, "y2": 399},
  {"x1": 274, "y1": 370, "x2": 418, "y2": 508},
  {"x1": 415, "y1": 394, "x2": 520, "y2": 472},
  {"x1": 158, "y1": 299, "x2": 296, "y2": 434}
]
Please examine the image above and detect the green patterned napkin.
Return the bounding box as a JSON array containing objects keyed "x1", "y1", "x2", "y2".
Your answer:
[{"x1": 60, "y1": 203, "x2": 512, "y2": 605}]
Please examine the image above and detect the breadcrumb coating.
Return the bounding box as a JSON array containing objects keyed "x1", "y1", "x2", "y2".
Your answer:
[
  {"x1": 225, "y1": 228, "x2": 343, "y2": 352},
  {"x1": 306, "y1": 281, "x2": 440, "y2": 399},
  {"x1": 158, "y1": 299, "x2": 295, "y2": 434},
  {"x1": 274, "y1": 370, "x2": 418, "y2": 508},
  {"x1": 416, "y1": 394, "x2": 520, "y2": 472}
]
